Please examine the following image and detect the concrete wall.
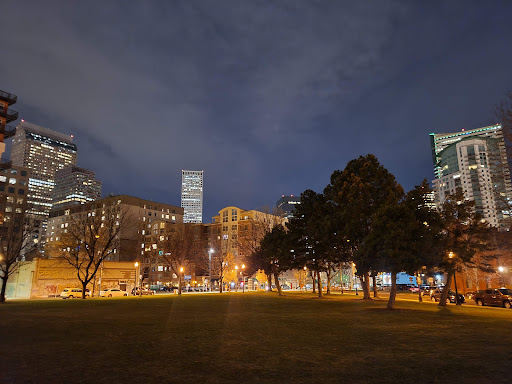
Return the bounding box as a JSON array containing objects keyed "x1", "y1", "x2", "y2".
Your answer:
[
  {"x1": 5, "y1": 261, "x2": 36, "y2": 299},
  {"x1": 30, "y1": 258, "x2": 139, "y2": 298},
  {"x1": 5, "y1": 258, "x2": 139, "y2": 298}
]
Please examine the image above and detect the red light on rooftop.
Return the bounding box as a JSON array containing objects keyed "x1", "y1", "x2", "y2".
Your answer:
[
  {"x1": 21, "y1": 119, "x2": 25, "y2": 122},
  {"x1": 462, "y1": 129, "x2": 465, "y2": 131}
]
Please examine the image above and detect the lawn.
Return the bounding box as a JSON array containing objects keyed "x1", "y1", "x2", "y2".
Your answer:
[{"x1": 1, "y1": 292, "x2": 511, "y2": 384}]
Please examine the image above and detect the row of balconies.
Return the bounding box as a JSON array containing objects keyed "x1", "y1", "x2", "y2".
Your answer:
[
  {"x1": 0, "y1": 108, "x2": 18, "y2": 124},
  {"x1": 0, "y1": 89, "x2": 17, "y2": 106}
]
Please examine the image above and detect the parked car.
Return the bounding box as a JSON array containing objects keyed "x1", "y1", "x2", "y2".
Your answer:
[
  {"x1": 100, "y1": 288, "x2": 128, "y2": 297},
  {"x1": 474, "y1": 288, "x2": 512, "y2": 308},
  {"x1": 131, "y1": 287, "x2": 155, "y2": 295},
  {"x1": 430, "y1": 289, "x2": 465, "y2": 304},
  {"x1": 409, "y1": 286, "x2": 420, "y2": 293},
  {"x1": 60, "y1": 288, "x2": 90, "y2": 299}
]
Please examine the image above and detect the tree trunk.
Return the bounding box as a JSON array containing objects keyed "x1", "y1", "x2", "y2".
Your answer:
[
  {"x1": 317, "y1": 271, "x2": 323, "y2": 298},
  {"x1": 417, "y1": 273, "x2": 422, "y2": 302},
  {"x1": 311, "y1": 271, "x2": 316, "y2": 294},
  {"x1": 178, "y1": 274, "x2": 182, "y2": 295},
  {"x1": 438, "y1": 272, "x2": 452, "y2": 308},
  {"x1": 0, "y1": 276, "x2": 8, "y2": 303},
  {"x1": 219, "y1": 278, "x2": 223, "y2": 293},
  {"x1": 387, "y1": 272, "x2": 397, "y2": 310},
  {"x1": 81, "y1": 280, "x2": 88, "y2": 299},
  {"x1": 274, "y1": 273, "x2": 283, "y2": 296},
  {"x1": 372, "y1": 273, "x2": 379, "y2": 298},
  {"x1": 267, "y1": 274, "x2": 273, "y2": 292},
  {"x1": 326, "y1": 271, "x2": 331, "y2": 295},
  {"x1": 362, "y1": 272, "x2": 371, "y2": 299}
]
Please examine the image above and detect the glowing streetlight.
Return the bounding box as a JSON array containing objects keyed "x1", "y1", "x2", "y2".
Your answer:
[
  {"x1": 178, "y1": 267, "x2": 184, "y2": 295},
  {"x1": 241, "y1": 264, "x2": 246, "y2": 293},
  {"x1": 498, "y1": 266, "x2": 506, "y2": 287},
  {"x1": 134, "y1": 262, "x2": 141, "y2": 296}
]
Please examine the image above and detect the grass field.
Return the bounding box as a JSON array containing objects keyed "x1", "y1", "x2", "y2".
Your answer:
[{"x1": 1, "y1": 292, "x2": 511, "y2": 384}]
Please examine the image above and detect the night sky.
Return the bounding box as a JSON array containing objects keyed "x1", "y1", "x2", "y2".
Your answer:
[{"x1": 1, "y1": 1, "x2": 512, "y2": 222}]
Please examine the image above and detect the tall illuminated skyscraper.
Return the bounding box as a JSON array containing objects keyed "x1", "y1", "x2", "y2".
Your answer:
[
  {"x1": 181, "y1": 170, "x2": 203, "y2": 223},
  {"x1": 52, "y1": 166, "x2": 102, "y2": 210},
  {"x1": 10, "y1": 121, "x2": 77, "y2": 219},
  {"x1": 430, "y1": 124, "x2": 512, "y2": 229}
]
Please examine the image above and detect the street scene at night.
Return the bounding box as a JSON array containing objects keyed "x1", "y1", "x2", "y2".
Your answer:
[{"x1": 1, "y1": 1, "x2": 512, "y2": 384}]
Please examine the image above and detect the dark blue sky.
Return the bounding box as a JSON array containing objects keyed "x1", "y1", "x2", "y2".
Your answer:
[{"x1": 1, "y1": 1, "x2": 511, "y2": 221}]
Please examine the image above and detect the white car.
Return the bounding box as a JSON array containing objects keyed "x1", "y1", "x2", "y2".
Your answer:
[
  {"x1": 100, "y1": 288, "x2": 128, "y2": 297},
  {"x1": 60, "y1": 288, "x2": 90, "y2": 299}
]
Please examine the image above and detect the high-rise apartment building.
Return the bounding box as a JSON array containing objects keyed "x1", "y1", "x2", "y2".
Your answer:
[
  {"x1": 0, "y1": 89, "x2": 18, "y2": 159},
  {"x1": 52, "y1": 166, "x2": 102, "y2": 210},
  {"x1": 211, "y1": 206, "x2": 287, "y2": 261},
  {"x1": 10, "y1": 121, "x2": 77, "y2": 219},
  {"x1": 46, "y1": 195, "x2": 183, "y2": 262},
  {"x1": 181, "y1": 170, "x2": 203, "y2": 223},
  {"x1": 430, "y1": 124, "x2": 512, "y2": 229},
  {"x1": 0, "y1": 165, "x2": 31, "y2": 224}
]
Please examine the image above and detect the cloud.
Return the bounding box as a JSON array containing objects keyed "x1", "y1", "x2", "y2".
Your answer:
[{"x1": 3, "y1": 1, "x2": 510, "y2": 219}]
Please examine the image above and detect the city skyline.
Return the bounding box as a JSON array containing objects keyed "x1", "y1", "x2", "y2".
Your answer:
[{"x1": 1, "y1": 2, "x2": 512, "y2": 221}]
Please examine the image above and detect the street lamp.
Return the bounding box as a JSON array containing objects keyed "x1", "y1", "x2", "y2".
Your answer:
[
  {"x1": 208, "y1": 248, "x2": 214, "y2": 292},
  {"x1": 134, "y1": 262, "x2": 140, "y2": 296},
  {"x1": 498, "y1": 266, "x2": 506, "y2": 287},
  {"x1": 235, "y1": 265, "x2": 239, "y2": 292},
  {"x1": 179, "y1": 267, "x2": 184, "y2": 295},
  {"x1": 352, "y1": 262, "x2": 358, "y2": 295},
  {"x1": 241, "y1": 264, "x2": 246, "y2": 293},
  {"x1": 448, "y1": 252, "x2": 461, "y2": 305}
]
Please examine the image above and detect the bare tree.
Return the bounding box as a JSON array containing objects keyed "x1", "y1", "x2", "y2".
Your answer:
[
  {"x1": 237, "y1": 209, "x2": 286, "y2": 290},
  {"x1": 159, "y1": 223, "x2": 206, "y2": 295},
  {"x1": 206, "y1": 230, "x2": 232, "y2": 293},
  {"x1": 47, "y1": 204, "x2": 133, "y2": 299},
  {"x1": 0, "y1": 214, "x2": 38, "y2": 303}
]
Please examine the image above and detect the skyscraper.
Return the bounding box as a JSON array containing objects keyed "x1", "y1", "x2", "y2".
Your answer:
[
  {"x1": 10, "y1": 121, "x2": 77, "y2": 219},
  {"x1": 181, "y1": 170, "x2": 203, "y2": 223},
  {"x1": 430, "y1": 124, "x2": 512, "y2": 229},
  {"x1": 276, "y1": 195, "x2": 301, "y2": 219},
  {"x1": 52, "y1": 166, "x2": 102, "y2": 210}
]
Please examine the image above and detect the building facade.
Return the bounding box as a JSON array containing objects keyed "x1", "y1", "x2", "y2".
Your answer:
[
  {"x1": 52, "y1": 166, "x2": 102, "y2": 210},
  {"x1": 46, "y1": 195, "x2": 183, "y2": 262},
  {"x1": 0, "y1": 165, "x2": 30, "y2": 225},
  {"x1": 10, "y1": 121, "x2": 77, "y2": 219},
  {"x1": 431, "y1": 124, "x2": 512, "y2": 229},
  {"x1": 181, "y1": 170, "x2": 203, "y2": 223},
  {"x1": 211, "y1": 206, "x2": 286, "y2": 261}
]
